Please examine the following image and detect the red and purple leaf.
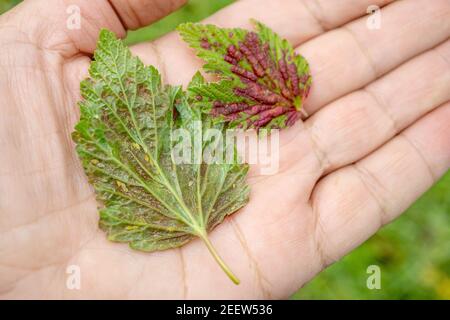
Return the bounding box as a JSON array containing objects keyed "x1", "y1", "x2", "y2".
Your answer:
[{"x1": 178, "y1": 20, "x2": 312, "y2": 129}]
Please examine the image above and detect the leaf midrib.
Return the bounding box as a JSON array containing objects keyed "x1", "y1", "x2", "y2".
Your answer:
[{"x1": 95, "y1": 53, "x2": 204, "y2": 234}]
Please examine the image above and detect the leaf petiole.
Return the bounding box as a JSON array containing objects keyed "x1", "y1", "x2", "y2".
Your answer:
[{"x1": 199, "y1": 232, "x2": 240, "y2": 285}]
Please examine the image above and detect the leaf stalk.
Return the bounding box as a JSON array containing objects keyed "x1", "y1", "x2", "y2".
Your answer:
[{"x1": 200, "y1": 233, "x2": 240, "y2": 285}]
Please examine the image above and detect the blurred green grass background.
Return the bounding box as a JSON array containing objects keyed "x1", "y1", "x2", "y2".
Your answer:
[{"x1": 1, "y1": 0, "x2": 448, "y2": 299}]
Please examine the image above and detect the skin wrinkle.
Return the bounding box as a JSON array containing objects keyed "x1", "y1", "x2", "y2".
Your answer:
[
  {"x1": 1, "y1": 158, "x2": 91, "y2": 234},
  {"x1": 249, "y1": 164, "x2": 319, "y2": 194},
  {"x1": 342, "y1": 26, "x2": 380, "y2": 79},
  {"x1": 351, "y1": 163, "x2": 389, "y2": 226},
  {"x1": 0, "y1": 37, "x2": 62, "y2": 87},
  {"x1": 121, "y1": 0, "x2": 144, "y2": 30},
  {"x1": 399, "y1": 133, "x2": 437, "y2": 182},
  {"x1": 34, "y1": 48, "x2": 64, "y2": 135},
  {"x1": 90, "y1": 9, "x2": 120, "y2": 50},
  {"x1": 362, "y1": 86, "x2": 399, "y2": 133},
  {"x1": 244, "y1": 122, "x2": 306, "y2": 181},
  {"x1": 178, "y1": 247, "x2": 188, "y2": 299},
  {"x1": 0, "y1": 158, "x2": 71, "y2": 177},
  {"x1": 300, "y1": 0, "x2": 328, "y2": 32},
  {"x1": 125, "y1": 261, "x2": 146, "y2": 299},
  {"x1": 248, "y1": 152, "x2": 301, "y2": 185},
  {"x1": 41, "y1": 35, "x2": 77, "y2": 59},
  {"x1": 0, "y1": 209, "x2": 96, "y2": 293},
  {"x1": 33, "y1": 0, "x2": 79, "y2": 56},
  {"x1": 108, "y1": 0, "x2": 186, "y2": 31},
  {"x1": 304, "y1": 124, "x2": 331, "y2": 174},
  {"x1": 80, "y1": 238, "x2": 148, "y2": 259},
  {"x1": 61, "y1": 231, "x2": 143, "y2": 298},
  {"x1": 229, "y1": 219, "x2": 272, "y2": 299},
  {"x1": 147, "y1": 42, "x2": 168, "y2": 82},
  {"x1": 246, "y1": 173, "x2": 271, "y2": 186},
  {"x1": 294, "y1": 0, "x2": 396, "y2": 47},
  {"x1": 68, "y1": 198, "x2": 98, "y2": 252},
  {"x1": 149, "y1": 0, "x2": 168, "y2": 25},
  {"x1": 0, "y1": 194, "x2": 95, "y2": 235},
  {"x1": 0, "y1": 48, "x2": 56, "y2": 69},
  {"x1": 107, "y1": 0, "x2": 130, "y2": 31},
  {"x1": 0, "y1": 260, "x2": 64, "y2": 279},
  {"x1": 0, "y1": 185, "x2": 93, "y2": 297},
  {"x1": 33, "y1": 259, "x2": 69, "y2": 299},
  {"x1": 128, "y1": 4, "x2": 143, "y2": 30},
  {"x1": 46, "y1": 73, "x2": 80, "y2": 195},
  {"x1": 52, "y1": 264, "x2": 68, "y2": 299},
  {"x1": 60, "y1": 59, "x2": 78, "y2": 140},
  {"x1": 309, "y1": 196, "x2": 330, "y2": 271},
  {"x1": 62, "y1": 55, "x2": 89, "y2": 113},
  {"x1": 35, "y1": 3, "x2": 79, "y2": 59},
  {"x1": 297, "y1": 43, "x2": 450, "y2": 178},
  {"x1": 0, "y1": 264, "x2": 62, "y2": 298},
  {"x1": 434, "y1": 44, "x2": 450, "y2": 65},
  {"x1": 0, "y1": 282, "x2": 15, "y2": 296},
  {"x1": 0, "y1": 254, "x2": 78, "y2": 296}
]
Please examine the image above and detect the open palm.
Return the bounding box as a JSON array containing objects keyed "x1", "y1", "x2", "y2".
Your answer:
[{"x1": 1, "y1": 0, "x2": 449, "y2": 299}]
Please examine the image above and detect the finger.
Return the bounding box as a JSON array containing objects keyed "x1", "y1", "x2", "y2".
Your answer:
[
  {"x1": 1, "y1": 0, "x2": 187, "y2": 55},
  {"x1": 130, "y1": 0, "x2": 395, "y2": 84},
  {"x1": 204, "y1": 0, "x2": 395, "y2": 44},
  {"x1": 108, "y1": 0, "x2": 187, "y2": 30},
  {"x1": 310, "y1": 102, "x2": 450, "y2": 268},
  {"x1": 304, "y1": 40, "x2": 450, "y2": 175},
  {"x1": 297, "y1": 0, "x2": 450, "y2": 115}
]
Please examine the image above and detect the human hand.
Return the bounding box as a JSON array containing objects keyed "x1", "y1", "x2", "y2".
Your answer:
[{"x1": 1, "y1": 0, "x2": 449, "y2": 299}]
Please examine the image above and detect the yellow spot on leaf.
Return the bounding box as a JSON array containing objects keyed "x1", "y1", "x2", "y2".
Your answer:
[
  {"x1": 116, "y1": 180, "x2": 129, "y2": 192},
  {"x1": 132, "y1": 142, "x2": 141, "y2": 150}
]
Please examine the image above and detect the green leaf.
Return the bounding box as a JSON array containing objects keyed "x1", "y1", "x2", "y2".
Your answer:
[
  {"x1": 72, "y1": 29, "x2": 250, "y2": 284},
  {"x1": 178, "y1": 20, "x2": 312, "y2": 129}
]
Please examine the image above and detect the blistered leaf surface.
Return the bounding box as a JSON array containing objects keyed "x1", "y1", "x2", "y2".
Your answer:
[
  {"x1": 178, "y1": 20, "x2": 312, "y2": 129},
  {"x1": 72, "y1": 30, "x2": 249, "y2": 283}
]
